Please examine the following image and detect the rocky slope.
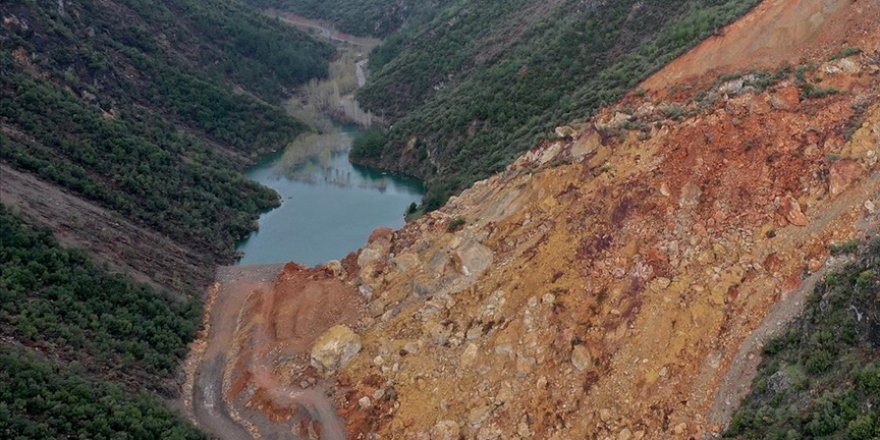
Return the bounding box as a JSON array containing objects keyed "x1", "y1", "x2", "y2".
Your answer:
[{"x1": 185, "y1": 0, "x2": 880, "y2": 438}]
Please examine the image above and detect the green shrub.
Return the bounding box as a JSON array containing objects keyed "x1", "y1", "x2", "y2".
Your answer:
[
  {"x1": 800, "y1": 84, "x2": 840, "y2": 99},
  {"x1": 828, "y1": 238, "x2": 859, "y2": 255},
  {"x1": 351, "y1": 126, "x2": 389, "y2": 160},
  {"x1": 828, "y1": 47, "x2": 863, "y2": 61},
  {"x1": 0, "y1": 208, "x2": 200, "y2": 382},
  {"x1": 447, "y1": 216, "x2": 467, "y2": 232}
]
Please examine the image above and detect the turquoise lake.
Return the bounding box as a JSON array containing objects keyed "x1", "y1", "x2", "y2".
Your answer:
[{"x1": 236, "y1": 131, "x2": 423, "y2": 266}]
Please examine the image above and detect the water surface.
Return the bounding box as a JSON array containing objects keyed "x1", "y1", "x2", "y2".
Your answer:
[{"x1": 236, "y1": 130, "x2": 422, "y2": 266}]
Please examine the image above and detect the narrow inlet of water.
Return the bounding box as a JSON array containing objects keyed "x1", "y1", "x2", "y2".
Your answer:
[{"x1": 236, "y1": 129, "x2": 423, "y2": 266}]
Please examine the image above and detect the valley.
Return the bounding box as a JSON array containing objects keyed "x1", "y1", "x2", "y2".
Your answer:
[{"x1": 2, "y1": 0, "x2": 879, "y2": 439}]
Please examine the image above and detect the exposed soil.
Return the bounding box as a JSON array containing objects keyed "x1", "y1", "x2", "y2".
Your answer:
[{"x1": 642, "y1": 0, "x2": 880, "y2": 92}]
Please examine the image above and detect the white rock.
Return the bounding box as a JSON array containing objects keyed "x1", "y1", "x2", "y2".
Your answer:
[
  {"x1": 461, "y1": 343, "x2": 479, "y2": 368},
  {"x1": 358, "y1": 396, "x2": 372, "y2": 409},
  {"x1": 572, "y1": 345, "x2": 592, "y2": 371},
  {"x1": 310, "y1": 325, "x2": 362, "y2": 373}
]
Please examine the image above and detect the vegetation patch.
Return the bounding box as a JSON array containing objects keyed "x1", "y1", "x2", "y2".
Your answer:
[
  {"x1": 0, "y1": 207, "x2": 201, "y2": 385},
  {"x1": 828, "y1": 47, "x2": 863, "y2": 61},
  {"x1": 447, "y1": 216, "x2": 467, "y2": 232},
  {"x1": 245, "y1": 0, "x2": 444, "y2": 38},
  {"x1": 350, "y1": 0, "x2": 764, "y2": 209},
  {"x1": 0, "y1": 347, "x2": 205, "y2": 440},
  {"x1": 724, "y1": 237, "x2": 880, "y2": 439}
]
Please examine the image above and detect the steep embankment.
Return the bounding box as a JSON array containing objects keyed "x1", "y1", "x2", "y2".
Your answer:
[
  {"x1": 190, "y1": 0, "x2": 880, "y2": 438},
  {"x1": 1, "y1": 0, "x2": 332, "y2": 289},
  {"x1": 1, "y1": 1, "x2": 333, "y2": 438}
]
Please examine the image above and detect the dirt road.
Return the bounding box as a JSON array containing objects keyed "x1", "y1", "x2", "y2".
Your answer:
[{"x1": 183, "y1": 264, "x2": 361, "y2": 440}]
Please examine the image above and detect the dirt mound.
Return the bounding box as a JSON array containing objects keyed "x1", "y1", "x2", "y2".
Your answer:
[{"x1": 185, "y1": 2, "x2": 880, "y2": 438}]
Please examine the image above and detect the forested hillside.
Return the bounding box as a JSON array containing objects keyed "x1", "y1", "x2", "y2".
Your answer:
[
  {"x1": 1, "y1": 0, "x2": 333, "y2": 265},
  {"x1": 1, "y1": 0, "x2": 333, "y2": 437},
  {"x1": 245, "y1": 0, "x2": 447, "y2": 38},
  {"x1": 350, "y1": 0, "x2": 763, "y2": 209}
]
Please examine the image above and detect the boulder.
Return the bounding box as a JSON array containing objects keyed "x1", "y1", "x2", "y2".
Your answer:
[
  {"x1": 679, "y1": 183, "x2": 702, "y2": 208},
  {"x1": 572, "y1": 345, "x2": 592, "y2": 371},
  {"x1": 770, "y1": 86, "x2": 800, "y2": 110},
  {"x1": 431, "y1": 420, "x2": 461, "y2": 440},
  {"x1": 829, "y1": 160, "x2": 864, "y2": 196},
  {"x1": 461, "y1": 343, "x2": 479, "y2": 368},
  {"x1": 779, "y1": 195, "x2": 808, "y2": 226},
  {"x1": 310, "y1": 325, "x2": 362, "y2": 372}
]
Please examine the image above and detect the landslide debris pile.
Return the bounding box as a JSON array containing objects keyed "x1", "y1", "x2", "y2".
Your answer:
[{"x1": 189, "y1": 1, "x2": 880, "y2": 439}]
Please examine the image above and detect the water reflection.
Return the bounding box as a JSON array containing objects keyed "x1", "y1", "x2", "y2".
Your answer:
[
  {"x1": 271, "y1": 131, "x2": 399, "y2": 192},
  {"x1": 236, "y1": 128, "x2": 423, "y2": 266}
]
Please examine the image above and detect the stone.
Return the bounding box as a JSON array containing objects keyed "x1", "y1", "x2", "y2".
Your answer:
[
  {"x1": 325, "y1": 259, "x2": 344, "y2": 278},
  {"x1": 426, "y1": 321, "x2": 452, "y2": 346},
  {"x1": 865, "y1": 199, "x2": 876, "y2": 214},
  {"x1": 803, "y1": 143, "x2": 821, "y2": 158},
  {"x1": 673, "y1": 423, "x2": 687, "y2": 435},
  {"x1": 476, "y1": 423, "x2": 503, "y2": 440},
  {"x1": 393, "y1": 253, "x2": 421, "y2": 273},
  {"x1": 457, "y1": 239, "x2": 494, "y2": 277},
  {"x1": 430, "y1": 420, "x2": 460, "y2": 440},
  {"x1": 555, "y1": 125, "x2": 577, "y2": 138},
  {"x1": 310, "y1": 325, "x2": 362, "y2": 372},
  {"x1": 679, "y1": 183, "x2": 702, "y2": 208},
  {"x1": 770, "y1": 87, "x2": 800, "y2": 110},
  {"x1": 358, "y1": 247, "x2": 385, "y2": 268},
  {"x1": 467, "y1": 405, "x2": 492, "y2": 428},
  {"x1": 480, "y1": 290, "x2": 507, "y2": 320},
  {"x1": 779, "y1": 195, "x2": 808, "y2": 226},
  {"x1": 599, "y1": 408, "x2": 614, "y2": 423},
  {"x1": 571, "y1": 130, "x2": 602, "y2": 158},
  {"x1": 572, "y1": 345, "x2": 592, "y2": 371},
  {"x1": 466, "y1": 325, "x2": 483, "y2": 340},
  {"x1": 515, "y1": 354, "x2": 536, "y2": 375},
  {"x1": 494, "y1": 344, "x2": 514, "y2": 356},
  {"x1": 461, "y1": 343, "x2": 479, "y2": 368},
  {"x1": 368, "y1": 227, "x2": 394, "y2": 244},
  {"x1": 718, "y1": 78, "x2": 744, "y2": 95},
  {"x1": 618, "y1": 428, "x2": 633, "y2": 440},
  {"x1": 404, "y1": 341, "x2": 421, "y2": 354},
  {"x1": 358, "y1": 396, "x2": 372, "y2": 409},
  {"x1": 829, "y1": 160, "x2": 864, "y2": 196},
  {"x1": 358, "y1": 284, "x2": 374, "y2": 300}
]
